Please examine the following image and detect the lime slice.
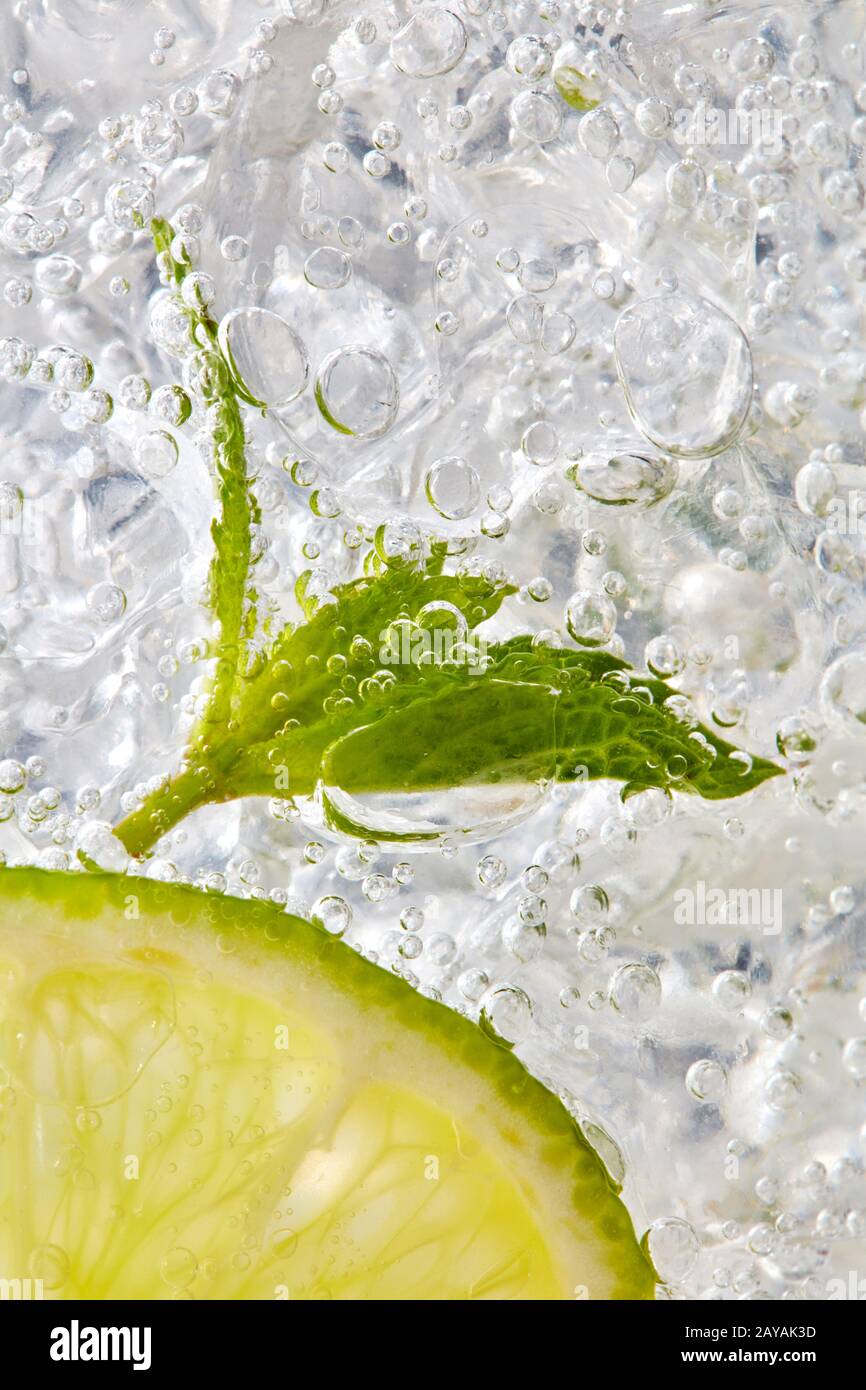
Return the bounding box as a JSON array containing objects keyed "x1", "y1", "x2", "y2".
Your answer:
[{"x1": 0, "y1": 869, "x2": 653, "y2": 1300}]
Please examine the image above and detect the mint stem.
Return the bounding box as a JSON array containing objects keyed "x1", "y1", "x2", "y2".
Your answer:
[
  {"x1": 115, "y1": 764, "x2": 217, "y2": 858},
  {"x1": 114, "y1": 218, "x2": 261, "y2": 859}
]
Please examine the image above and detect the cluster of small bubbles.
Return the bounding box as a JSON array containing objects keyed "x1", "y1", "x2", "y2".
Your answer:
[
  {"x1": 574, "y1": 926, "x2": 615, "y2": 964},
  {"x1": 135, "y1": 101, "x2": 183, "y2": 163}
]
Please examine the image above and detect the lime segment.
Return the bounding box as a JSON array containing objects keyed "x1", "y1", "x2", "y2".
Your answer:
[{"x1": 0, "y1": 869, "x2": 653, "y2": 1300}]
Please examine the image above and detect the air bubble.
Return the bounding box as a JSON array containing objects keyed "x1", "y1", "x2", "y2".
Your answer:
[
  {"x1": 106, "y1": 180, "x2": 154, "y2": 231},
  {"x1": 136, "y1": 430, "x2": 178, "y2": 478},
  {"x1": 686, "y1": 1058, "x2": 727, "y2": 1101},
  {"x1": 304, "y1": 247, "x2": 352, "y2": 289},
  {"x1": 842, "y1": 1037, "x2": 866, "y2": 1079},
  {"x1": 712, "y1": 971, "x2": 751, "y2": 1010},
  {"x1": 86, "y1": 583, "x2": 127, "y2": 624},
  {"x1": 566, "y1": 589, "x2": 617, "y2": 647},
  {"x1": 424, "y1": 456, "x2": 480, "y2": 520},
  {"x1": 644, "y1": 1218, "x2": 700, "y2": 1284},
  {"x1": 0, "y1": 759, "x2": 25, "y2": 793},
  {"x1": 312, "y1": 895, "x2": 352, "y2": 938},
  {"x1": 477, "y1": 854, "x2": 507, "y2": 889},
  {"x1": 522, "y1": 421, "x2": 559, "y2": 464},
  {"x1": 479, "y1": 985, "x2": 533, "y2": 1047},
  {"x1": 218, "y1": 307, "x2": 309, "y2": 409},
  {"x1": 610, "y1": 963, "x2": 661, "y2": 1020},
  {"x1": 390, "y1": 8, "x2": 467, "y2": 79},
  {"x1": 506, "y1": 35, "x2": 553, "y2": 81},
  {"x1": 819, "y1": 652, "x2": 866, "y2": 732},
  {"x1": 510, "y1": 92, "x2": 562, "y2": 143},
  {"x1": 614, "y1": 293, "x2": 753, "y2": 457},
  {"x1": 315, "y1": 346, "x2": 399, "y2": 438}
]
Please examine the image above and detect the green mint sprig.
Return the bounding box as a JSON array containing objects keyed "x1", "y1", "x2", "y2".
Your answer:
[{"x1": 112, "y1": 223, "x2": 782, "y2": 859}]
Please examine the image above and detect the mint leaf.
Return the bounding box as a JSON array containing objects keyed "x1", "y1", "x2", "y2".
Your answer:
[
  {"x1": 231, "y1": 557, "x2": 516, "y2": 747},
  {"x1": 114, "y1": 545, "x2": 517, "y2": 854},
  {"x1": 117, "y1": 594, "x2": 781, "y2": 854},
  {"x1": 313, "y1": 641, "x2": 780, "y2": 811},
  {"x1": 218, "y1": 638, "x2": 780, "y2": 814}
]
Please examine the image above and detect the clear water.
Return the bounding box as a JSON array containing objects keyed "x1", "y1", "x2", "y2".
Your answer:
[{"x1": 2, "y1": 0, "x2": 866, "y2": 1299}]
